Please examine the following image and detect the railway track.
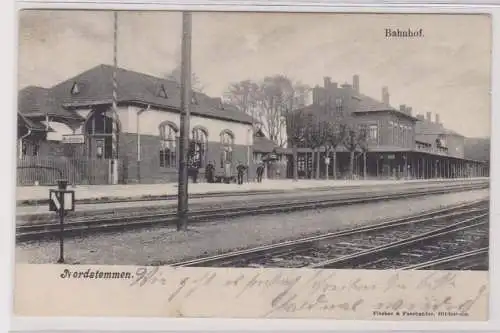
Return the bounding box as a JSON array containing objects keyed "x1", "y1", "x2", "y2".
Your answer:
[
  {"x1": 16, "y1": 182, "x2": 487, "y2": 242},
  {"x1": 171, "y1": 200, "x2": 489, "y2": 268},
  {"x1": 17, "y1": 180, "x2": 488, "y2": 224},
  {"x1": 313, "y1": 214, "x2": 488, "y2": 269},
  {"x1": 402, "y1": 248, "x2": 489, "y2": 270}
]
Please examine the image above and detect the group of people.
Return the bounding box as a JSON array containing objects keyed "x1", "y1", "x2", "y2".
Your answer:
[{"x1": 203, "y1": 161, "x2": 266, "y2": 185}]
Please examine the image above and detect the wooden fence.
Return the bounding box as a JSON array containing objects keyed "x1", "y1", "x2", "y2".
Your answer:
[{"x1": 17, "y1": 156, "x2": 123, "y2": 186}]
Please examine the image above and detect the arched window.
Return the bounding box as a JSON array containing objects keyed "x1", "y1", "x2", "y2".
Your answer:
[
  {"x1": 220, "y1": 130, "x2": 234, "y2": 167},
  {"x1": 190, "y1": 127, "x2": 208, "y2": 168},
  {"x1": 159, "y1": 122, "x2": 178, "y2": 168},
  {"x1": 84, "y1": 109, "x2": 120, "y2": 159}
]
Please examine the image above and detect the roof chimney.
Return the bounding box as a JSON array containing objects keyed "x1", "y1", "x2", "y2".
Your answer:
[
  {"x1": 324, "y1": 76, "x2": 331, "y2": 89},
  {"x1": 399, "y1": 104, "x2": 406, "y2": 112},
  {"x1": 407, "y1": 106, "x2": 412, "y2": 115},
  {"x1": 426, "y1": 112, "x2": 432, "y2": 121},
  {"x1": 353, "y1": 75, "x2": 360, "y2": 93},
  {"x1": 435, "y1": 113, "x2": 440, "y2": 124},
  {"x1": 382, "y1": 86, "x2": 389, "y2": 105}
]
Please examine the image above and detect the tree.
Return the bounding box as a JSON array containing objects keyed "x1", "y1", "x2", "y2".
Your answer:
[
  {"x1": 303, "y1": 113, "x2": 329, "y2": 179},
  {"x1": 165, "y1": 65, "x2": 205, "y2": 93},
  {"x1": 357, "y1": 126, "x2": 369, "y2": 180},
  {"x1": 343, "y1": 123, "x2": 359, "y2": 179},
  {"x1": 324, "y1": 121, "x2": 346, "y2": 180},
  {"x1": 225, "y1": 75, "x2": 310, "y2": 147},
  {"x1": 342, "y1": 122, "x2": 369, "y2": 180},
  {"x1": 224, "y1": 80, "x2": 260, "y2": 127},
  {"x1": 285, "y1": 109, "x2": 307, "y2": 181}
]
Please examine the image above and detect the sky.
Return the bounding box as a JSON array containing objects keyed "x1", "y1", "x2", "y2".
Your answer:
[{"x1": 18, "y1": 10, "x2": 491, "y2": 138}]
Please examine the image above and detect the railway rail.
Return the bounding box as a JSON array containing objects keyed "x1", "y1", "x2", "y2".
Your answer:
[
  {"x1": 312, "y1": 214, "x2": 488, "y2": 269},
  {"x1": 17, "y1": 179, "x2": 488, "y2": 224},
  {"x1": 402, "y1": 248, "x2": 489, "y2": 271},
  {"x1": 171, "y1": 200, "x2": 489, "y2": 269},
  {"x1": 16, "y1": 182, "x2": 488, "y2": 242}
]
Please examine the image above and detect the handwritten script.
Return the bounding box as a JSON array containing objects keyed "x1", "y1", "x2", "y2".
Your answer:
[{"x1": 127, "y1": 267, "x2": 488, "y2": 318}]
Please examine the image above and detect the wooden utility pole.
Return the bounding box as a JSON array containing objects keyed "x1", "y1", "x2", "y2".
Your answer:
[
  {"x1": 111, "y1": 11, "x2": 119, "y2": 184},
  {"x1": 177, "y1": 11, "x2": 192, "y2": 231}
]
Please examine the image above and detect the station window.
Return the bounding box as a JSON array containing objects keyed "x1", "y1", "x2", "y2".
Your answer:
[
  {"x1": 191, "y1": 127, "x2": 208, "y2": 168},
  {"x1": 159, "y1": 123, "x2": 178, "y2": 168},
  {"x1": 220, "y1": 130, "x2": 234, "y2": 167},
  {"x1": 21, "y1": 141, "x2": 27, "y2": 157},
  {"x1": 368, "y1": 125, "x2": 378, "y2": 141},
  {"x1": 387, "y1": 121, "x2": 392, "y2": 144},
  {"x1": 335, "y1": 98, "x2": 343, "y2": 113},
  {"x1": 297, "y1": 155, "x2": 306, "y2": 171}
]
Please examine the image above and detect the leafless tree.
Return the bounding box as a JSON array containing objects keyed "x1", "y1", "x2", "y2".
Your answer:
[
  {"x1": 342, "y1": 121, "x2": 369, "y2": 179},
  {"x1": 165, "y1": 66, "x2": 205, "y2": 93},
  {"x1": 225, "y1": 75, "x2": 310, "y2": 147},
  {"x1": 303, "y1": 113, "x2": 330, "y2": 179},
  {"x1": 285, "y1": 109, "x2": 307, "y2": 181},
  {"x1": 324, "y1": 121, "x2": 346, "y2": 180},
  {"x1": 224, "y1": 80, "x2": 260, "y2": 128},
  {"x1": 357, "y1": 126, "x2": 369, "y2": 180}
]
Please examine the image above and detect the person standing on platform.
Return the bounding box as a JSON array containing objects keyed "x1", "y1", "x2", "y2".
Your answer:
[
  {"x1": 256, "y1": 163, "x2": 265, "y2": 183},
  {"x1": 224, "y1": 160, "x2": 232, "y2": 184},
  {"x1": 206, "y1": 162, "x2": 215, "y2": 183},
  {"x1": 236, "y1": 162, "x2": 247, "y2": 185}
]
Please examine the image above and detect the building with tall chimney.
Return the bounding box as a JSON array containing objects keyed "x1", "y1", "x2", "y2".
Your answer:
[{"x1": 285, "y1": 74, "x2": 487, "y2": 179}]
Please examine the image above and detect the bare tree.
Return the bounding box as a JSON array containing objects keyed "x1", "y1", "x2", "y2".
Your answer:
[
  {"x1": 225, "y1": 75, "x2": 310, "y2": 147},
  {"x1": 303, "y1": 113, "x2": 329, "y2": 179},
  {"x1": 224, "y1": 80, "x2": 260, "y2": 127},
  {"x1": 343, "y1": 124, "x2": 359, "y2": 179},
  {"x1": 285, "y1": 109, "x2": 307, "y2": 181},
  {"x1": 324, "y1": 121, "x2": 346, "y2": 180},
  {"x1": 343, "y1": 122, "x2": 369, "y2": 180},
  {"x1": 357, "y1": 126, "x2": 369, "y2": 180},
  {"x1": 166, "y1": 65, "x2": 205, "y2": 93}
]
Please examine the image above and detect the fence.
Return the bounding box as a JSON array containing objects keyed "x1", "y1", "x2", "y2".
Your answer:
[{"x1": 17, "y1": 156, "x2": 123, "y2": 186}]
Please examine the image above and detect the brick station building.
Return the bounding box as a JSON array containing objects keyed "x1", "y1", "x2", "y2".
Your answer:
[
  {"x1": 286, "y1": 75, "x2": 489, "y2": 179},
  {"x1": 17, "y1": 64, "x2": 265, "y2": 185}
]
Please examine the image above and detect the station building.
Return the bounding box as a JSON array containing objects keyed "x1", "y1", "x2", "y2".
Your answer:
[
  {"x1": 17, "y1": 66, "x2": 488, "y2": 185},
  {"x1": 17, "y1": 64, "x2": 265, "y2": 185},
  {"x1": 285, "y1": 75, "x2": 489, "y2": 179}
]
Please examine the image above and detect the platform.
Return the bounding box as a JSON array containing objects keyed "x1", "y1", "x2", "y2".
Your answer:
[{"x1": 16, "y1": 177, "x2": 489, "y2": 205}]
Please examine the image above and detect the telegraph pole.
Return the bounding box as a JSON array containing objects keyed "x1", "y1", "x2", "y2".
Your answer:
[{"x1": 177, "y1": 11, "x2": 192, "y2": 231}]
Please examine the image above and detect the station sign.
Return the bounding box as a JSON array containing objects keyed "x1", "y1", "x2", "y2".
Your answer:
[
  {"x1": 62, "y1": 134, "x2": 85, "y2": 144},
  {"x1": 49, "y1": 189, "x2": 75, "y2": 212}
]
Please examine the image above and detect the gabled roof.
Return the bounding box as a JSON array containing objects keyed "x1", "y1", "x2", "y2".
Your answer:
[
  {"x1": 17, "y1": 112, "x2": 48, "y2": 131},
  {"x1": 18, "y1": 86, "x2": 82, "y2": 120},
  {"x1": 414, "y1": 118, "x2": 464, "y2": 144},
  {"x1": 253, "y1": 130, "x2": 277, "y2": 153},
  {"x1": 294, "y1": 90, "x2": 417, "y2": 121},
  {"x1": 354, "y1": 93, "x2": 418, "y2": 121},
  {"x1": 47, "y1": 64, "x2": 253, "y2": 124}
]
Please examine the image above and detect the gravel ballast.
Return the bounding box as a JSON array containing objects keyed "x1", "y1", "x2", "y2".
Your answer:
[{"x1": 16, "y1": 189, "x2": 489, "y2": 265}]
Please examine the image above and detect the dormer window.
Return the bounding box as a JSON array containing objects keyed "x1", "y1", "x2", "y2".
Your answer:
[
  {"x1": 70, "y1": 82, "x2": 80, "y2": 95},
  {"x1": 157, "y1": 84, "x2": 168, "y2": 98}
]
